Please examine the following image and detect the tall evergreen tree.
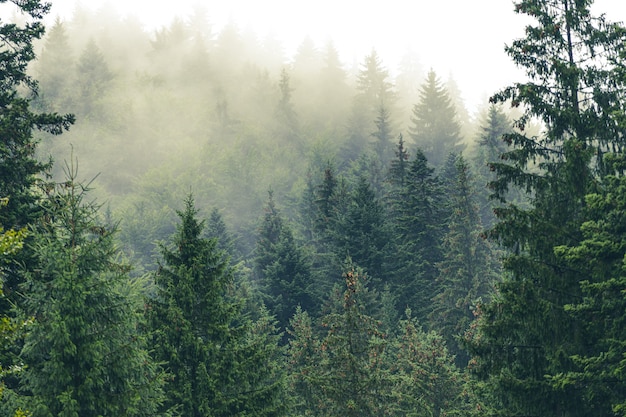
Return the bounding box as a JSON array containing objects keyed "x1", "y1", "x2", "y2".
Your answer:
[
  {"x1": 466, "y1": 1, "x2": 626, "y2": 416},
  {"x1": 0, "y1": 0, "x2": 74, "y2": 231},
  {"x1": 255, "y1": 191, "x2": 314, "y2": 331},
  {"x1": 334, "y1": 176, "x2": 389, "y2": 288},
  {"x1": 472, "y1": 104, "x2": 514, "y2": 229},
  {"x1": 149, "y1": 195, "x2": 285, "y2": 416},
  {"x1": 388, "y1": 148, "x2": 446, "y2": 320},
  {"x1": 20, "y1": 165, "x2": 166, "y2": 417},
  {"x1": 408, "y1": 70, "x2": 464, "y2": 167},
  {"x1": 33, "y1": 18, "x2": 74, "y2": 113},
  {"x1": 552, "y1": 153, "x2": 626, "y2": 417},
  {"x1": 289, "y1": 265, "x2": 393, "y2": 417},
  {"x1": 430, "y1": 155, "x2": 499, "y2": 367}
]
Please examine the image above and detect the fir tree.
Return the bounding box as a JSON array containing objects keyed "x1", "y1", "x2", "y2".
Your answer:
[
  {"x1": 467, "y1": 1, "x2": 626, "y2": 416},
  {"x1": 388, "y1": 148, "x2": 446, "y2": 320},
  {"x1": 20, "y1": 164, "x2": 166, "y2": 417},
  {"x1": 408, "y1": 70, "x2": 464, "y2": 167},
  {"x1": 430, "y1": 155, "x2": 499, "y2": 367},
  {"x1": 150, "y1": 195, "x2": 285, "y2": 416}
]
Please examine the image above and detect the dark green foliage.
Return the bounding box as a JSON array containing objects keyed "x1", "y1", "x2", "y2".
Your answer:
[
  {"x1": 20, "y1": 165, "x2": 166, "y2": 417},
  {"x1": 467, "y1": 1, "x2": 626, "y2": 416},
  {"x1": 149, "y1": 195, "x2": 286, "y2": 416},
  {"x1": 430, "y1": 155, "x2": 499, "y2": 367},
  {"x1": 390, "y1": 309, "x2": 467, "y2": 417},
  {"x1": 288, "y1": 265, "x2": 393, "y2": 417},
  {"x1": 387, "y1": 148, "x2": 446, "y2": 319},
  {"x1": 255, "y1": 191, "x2": 315, "y2": 331},
  {"x1": 0, "y1": 1, "x2": 74, "y2": 231},
  {"x1": 408, "y1": 70, "x2": 464, "y2": 167},
  {"x1": 471, "y1": 105, "x2": 514, "y2": 229},
  {"x1": 333, "y1": 176, "x2": 389, "y2": 288},
  {"x1": 552, "y1": 155, "x2": 626, "y2": 416}
]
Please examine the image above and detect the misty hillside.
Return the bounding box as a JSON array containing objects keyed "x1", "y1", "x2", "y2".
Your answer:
[
  {"x1": 31, "y1": 4, "x2": 499, "y2": 252},
  {"x1": 2, "y1": 0, "x2": 626, "y2": 416}
]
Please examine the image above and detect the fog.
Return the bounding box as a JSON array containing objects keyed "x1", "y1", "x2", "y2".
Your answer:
[{"x1": 8, "y1": 0, "x2": 626, "y2": 261}]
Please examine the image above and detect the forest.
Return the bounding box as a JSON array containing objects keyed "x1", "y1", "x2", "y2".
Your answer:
[{"x1": 1, "y1": 0, "x2": 625, "y2": 416}]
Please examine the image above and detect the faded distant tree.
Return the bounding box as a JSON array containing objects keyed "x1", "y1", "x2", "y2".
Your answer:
[
  {"x1": 344, "y1": 50, "x2": 397, "y2": 161},
  {"x1": 409, "y1": 70, "x2": 464, "y2": 167},
  {"x1": 33, "y1": 18, "x2": 74, "y2": 113},
  {"x1": 75, "y1": 38, "x2": 114, "y2": 118}
]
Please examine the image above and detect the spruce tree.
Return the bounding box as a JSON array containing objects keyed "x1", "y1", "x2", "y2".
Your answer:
[
  {"x1": 408, "y1": 70, "x2": 464, "y2": 167},
  {"x1": 255, "y1": 191, "x2": 314, "y2": 331},
  {"x1": 466, "y1": 1, "x2": 626, "y2": 416},
  {"x1": 149, "y1": 195, "x2": 285, "y2": 416},
  {"x1": 333, "y1": 176, "x2": 389, "y2": 289},
  {"x1": 430, "y1": 155, "x2": 499, "y2": 367},
  {"x1": 472, "y1": 105, "x2": 513, "y2": 229},
  {"x1": 19, "y1": 164, "x2": 165, "y2": 417},
  {"x1": 0, "y1": 0, "x2": 74, "y2": 232},
  {"x1": 291, "y1": 265, "x2": 393, "y2": 417},
  {"x1": 388, "y1": 148, "x2": 446, "y2": 320}
]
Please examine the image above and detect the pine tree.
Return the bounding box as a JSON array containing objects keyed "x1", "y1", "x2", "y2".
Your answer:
[
  {"x1": 430, "y1": 155, "x2": 499, "y2": 367},
  {"x1": 333, "y1": 176, "x2": 389, "y2": 288},
  {"x1": 466, "y1": 1, "x2": 626, "y2": 416},
  {"x1": 19, "y1": 164, "x2": 166, "y2": 417},
  {"x1": 292, "y1": 265, "x2": 393, "y2": 417},
  {"x1": 255, "y1": 191, "x2": 314, "y2": 331},
  {"x1": 33, "y1": 18, "x2": 74, "y2": 113},
  {"x1": 472, "y1": 105, "x2": 514, "y2": 229},
  {"x1": 0, "y1": 0, "x2": 74, "y2": 231},
  {"x1": 552, "y1": 153, "x2": 626, "y2": 417},
  {"x1": 150, "y1": 195, "x2": 286, "y2": 416},
  {"x1": 344, "y1": 50, "x2": 396, "y2": 161},
  {"x1": 149, "y1": 195, "x2": 235, "y2": 416},
  {"x1": 408, "y1": 70, "x2": 464, "y2": 167},
  {"x1": 388, "y1": 148, "x2": 446, "y2": 320},
  {"x1": 391, "y1": 309, "x2": 467, "y2": 417}
]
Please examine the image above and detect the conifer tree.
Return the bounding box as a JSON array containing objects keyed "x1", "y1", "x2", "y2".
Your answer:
[
  {"x1": 430, "y1": 155, "x2": 499, "y2": 367},
  {"x1": 0, "y1": 0, "x2": 74, "y2": 231},
  {"x1": 472, "y1": 105, "x2": 513, "y2": 229},
  {"x1": 19, "y1": 164, "x2": 166, "y2": 417},
  {"x1": 408, "y1": 70, "x2": 464, "y2": 167},
  {"x1": 333, "y1": 176, "x2": 389, "y2": 288},
  {"x1": 255, "y1": 191, "x2": 314, "y2": 330},
  {"x1": 388, "y1": 148, "x2": 446, "y2": 319},
  {"x1": 391, "y1": 309, "x2": 467, "y2": 417},
  {"x1": 467, "y1": 1, "x2": 626, "y2": 416},
  {"x1": 552, "y1": 154, "x2": 626, "y2": 416},
  {"x1": 150, "y1": 195, "x2": 286, "y2": 416},
  {"x1": 290, "y1": 265, "x2": 393, "y2": 417}
]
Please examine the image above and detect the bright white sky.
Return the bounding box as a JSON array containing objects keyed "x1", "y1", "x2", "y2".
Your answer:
[{"x1": 21, "y1": 0, "x2": 626, "y2": 113}]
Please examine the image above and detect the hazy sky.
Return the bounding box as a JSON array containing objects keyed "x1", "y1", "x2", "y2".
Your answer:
[{"x1": 27, "y1": 0, "x2": 626, "y2": 112}]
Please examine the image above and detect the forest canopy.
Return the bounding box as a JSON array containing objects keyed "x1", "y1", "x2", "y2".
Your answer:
[{"x1": 1, "y1": 0, "x2": 625, "y2": 416}]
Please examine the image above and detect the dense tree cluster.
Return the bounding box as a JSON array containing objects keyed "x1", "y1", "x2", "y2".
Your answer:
[{"x1": 1, "y1": 0, "x2": 625, "y2": 416}]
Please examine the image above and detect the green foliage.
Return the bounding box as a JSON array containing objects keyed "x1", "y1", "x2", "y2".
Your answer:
[
  {"x1": 255, "y1": 191, "x2": 315, "y2": 331},
  {"x1": 391, "y1": 309, "x2": 467, "y2": 417},
  {"x1": 288, "y1": 265, "x2": 393, "y2": 417},
  {"x1": 430, "y1": 155, "x2": 499, "y2": 367},
  {"x1": 19, "y1": 164, "x2": 166, "y2": 417},
  {"x1": 552, "y1": 159, "x2": 626, "y2": 416},
  {"x1": 387, "y1": 147, "x2": 446, "y2": 319},
  {"x1": 468, "y1": 1, "x2": 626, "y2": 416},
  {"x1": 149, "y1": 195, "x2": 286, "y2": 416},
  {"x1": 409, "y1": 70, "x2": 464, "y2": 167}
]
